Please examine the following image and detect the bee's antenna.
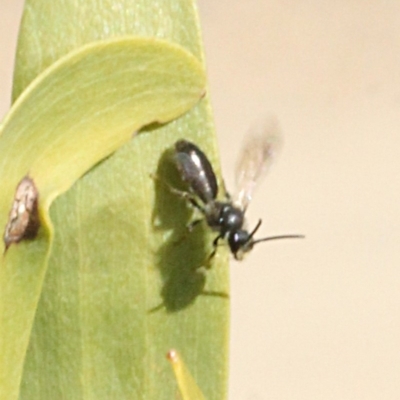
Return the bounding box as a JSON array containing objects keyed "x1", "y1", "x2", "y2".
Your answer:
[
  {"x1": 252, "y1": 234, "x2": 305, "y2": 245},
  {"x1": 248, "y1": 219, "x2": 263, "y2": 240}
]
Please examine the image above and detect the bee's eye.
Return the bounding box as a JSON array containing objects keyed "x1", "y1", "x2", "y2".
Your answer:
[{"x1": 228, "y1": 230, "x2": 250, "y2": 254}]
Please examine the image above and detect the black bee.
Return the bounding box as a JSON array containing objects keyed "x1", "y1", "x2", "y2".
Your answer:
[{"x1": 171, "y1": 120, "x2": 303, "y2": 261}]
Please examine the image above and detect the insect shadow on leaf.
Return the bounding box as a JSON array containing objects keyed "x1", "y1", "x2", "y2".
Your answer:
[{"x1": 150, "y1": 146, "x2": 227, "y2": 313}]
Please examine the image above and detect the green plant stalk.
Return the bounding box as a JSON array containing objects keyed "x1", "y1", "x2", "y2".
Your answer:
[{"x1": 0, "y1": 0, "x2": 230, "y2": 399}]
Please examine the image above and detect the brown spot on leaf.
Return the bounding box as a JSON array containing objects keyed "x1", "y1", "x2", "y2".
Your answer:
[{"x1": 3, "y1": 176, "x2": 40, "y2": 251}]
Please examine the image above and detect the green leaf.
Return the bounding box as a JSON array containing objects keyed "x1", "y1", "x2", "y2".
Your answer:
[
  {"x1": 1, "y1": 1, "x2": 229, "y2": 399},
  {"x1": 2, "y1": 36, "x2": 206, "y2": 205}
]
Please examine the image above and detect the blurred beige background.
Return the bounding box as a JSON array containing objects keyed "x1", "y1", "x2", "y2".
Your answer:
[{"x1": 2, "y1": 1, "x2": 400, "y2": 399}]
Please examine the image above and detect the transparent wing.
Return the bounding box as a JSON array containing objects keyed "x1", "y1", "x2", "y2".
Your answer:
[{"x1": 233, "y1": 117, "x2": 283, "y2": 211}]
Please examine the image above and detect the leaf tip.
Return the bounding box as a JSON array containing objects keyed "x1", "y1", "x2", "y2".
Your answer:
[{"x1": 167, "y1": 349, "x2": 206, "y2": 400}]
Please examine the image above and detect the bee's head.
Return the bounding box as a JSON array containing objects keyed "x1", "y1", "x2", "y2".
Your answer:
[
  {"x1": 228, "y1": 219, "x2": 305, "y2": 261},
  {"x1": 228, "y1": 229, "x2": 254, "y2": 260}
]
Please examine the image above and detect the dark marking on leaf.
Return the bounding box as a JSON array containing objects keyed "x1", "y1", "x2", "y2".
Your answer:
[{"x1": 3, "y1": 176, "x2": 40, "y2": 252}]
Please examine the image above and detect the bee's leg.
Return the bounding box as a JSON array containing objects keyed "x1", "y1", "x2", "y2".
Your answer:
[
  {"x1": 151, "y1": 173, "x2": 208, "y2": 246},
  {"x1": 186, "y1": 197, "x2": 205, "y2": 214},
  {"x1": 202, "y1": 234, "x2": 223, "y2": 269},
  {"x1": 187, "y1": 218, "x2": 203, "y2": 233},
  {"x1": 169, "y1": 187, "x2": 205, "y2": 214},
  {"x1": 150, "y1": 173, "x2": 205, "y2": 213}
]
